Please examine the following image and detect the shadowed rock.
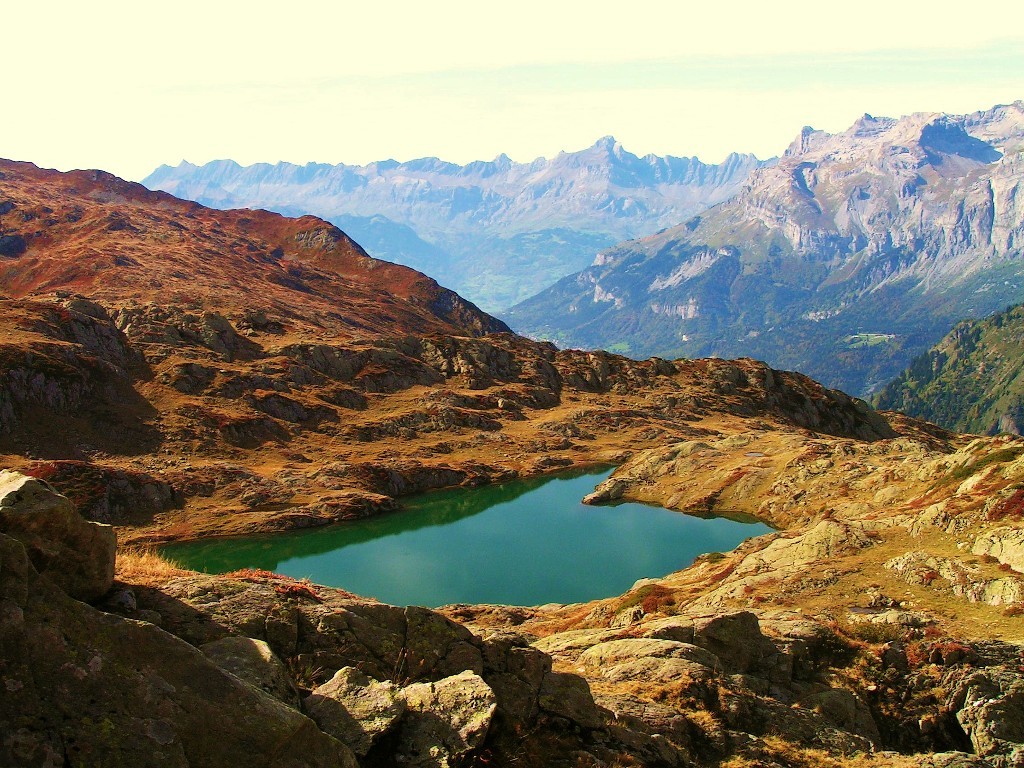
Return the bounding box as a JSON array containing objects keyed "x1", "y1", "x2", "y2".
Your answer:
[{"x1": 0, "y1": 470, "x2": 115, "y2": 602}]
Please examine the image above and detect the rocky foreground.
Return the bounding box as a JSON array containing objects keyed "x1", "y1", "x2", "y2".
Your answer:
[{"x1": 4, "y1": 422, "x2": 1024, "y2": 768}]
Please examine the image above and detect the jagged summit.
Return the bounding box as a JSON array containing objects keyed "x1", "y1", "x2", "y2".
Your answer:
[
  {"x1": 144, "y1": 141, "x2": 771, "y2": 311},
  {"x1": 508, "y1": 101, "x2": 1024, "y2": 396}
]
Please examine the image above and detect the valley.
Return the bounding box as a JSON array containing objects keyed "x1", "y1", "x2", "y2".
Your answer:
[
  {"x1": 875, "y1": 301, "x2": 1024, "y2": 436},
  {"x1": 1, "y1": 158, "x2": 1023, "y2": 767}
]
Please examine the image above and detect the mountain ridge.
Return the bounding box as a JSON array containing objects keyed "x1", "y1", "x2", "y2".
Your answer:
[
  {"x1": 873, "y1": 301, "x2": 1024, "y2": 435},
  {"x1": 0, "y1": 158, "x2": 507, "y2": 341},
  {"x1": 143, "y1": 139, "x2": 770, "y2": 310},
  {"x1": 3, "y1": 157, "x2": 1024, "y2": 767},
  {"x1": 506, "y1": 101, "x2": 1024, "y2": 396}
]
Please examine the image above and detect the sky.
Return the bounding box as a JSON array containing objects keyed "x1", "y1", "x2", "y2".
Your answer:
[{"x1": 5, "y1": 0, "x2": 1023, "y2": 181}]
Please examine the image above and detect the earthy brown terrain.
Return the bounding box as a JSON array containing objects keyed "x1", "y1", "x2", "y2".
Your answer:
[{"x1": 1, "y1": 159, "x2": 1023, "y2": 767}]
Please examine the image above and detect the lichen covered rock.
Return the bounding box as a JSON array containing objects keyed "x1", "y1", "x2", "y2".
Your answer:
[{"x1": 0, "y1": 470, "x2": 115, "y2": 602}]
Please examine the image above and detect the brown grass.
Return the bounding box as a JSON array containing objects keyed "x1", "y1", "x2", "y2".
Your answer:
[
  {"x1": 718, "y1": 736, "x2": 919, "y2": 768},
  {"x1": 115, "y1": 546, "x2": 191, "y2": 583}
]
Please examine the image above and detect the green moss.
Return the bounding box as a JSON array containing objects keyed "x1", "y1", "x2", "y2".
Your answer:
[{"x1": 943, "y1": 447, "x2": 1024, "y2": 486}]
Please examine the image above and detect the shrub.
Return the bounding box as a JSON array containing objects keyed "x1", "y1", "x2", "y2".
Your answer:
[
  {"x1": 989, "y1": 488, "x2": 1024, "y2": 521},
  {"x1": 845, "y1": 621, "x2": 906, "y2": 645},
  {"x1": 944, "y1": 448, "x2": 1024, "y2": 487}
]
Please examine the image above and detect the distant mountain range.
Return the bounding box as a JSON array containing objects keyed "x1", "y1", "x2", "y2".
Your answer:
[
  {"x1": 143, "y1": 139, "x2": 768, "y2": 311},
  {"x1": 874, "y1": 301, "x2": 1024, "y2": 435},
  {"x1": 506, "y1": 102, "x2": 1024, "y2": 396}
]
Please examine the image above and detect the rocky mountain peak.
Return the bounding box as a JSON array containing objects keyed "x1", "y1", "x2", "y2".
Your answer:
[
  {"x1": 918, "y1": 117, "x2": 1002, "y2": 166},
  {"x1": 846, "y1": 113, "x2": 898, "y2": 139},
  {"x1": 508, "y1": 101, "x2": 1024, "y2": 396},
  {"x1": 144, "y1": 140, "x2": 770, "y2": 311},
  {"x1": 783, "y1": 125, "x2": 830, "y2": 157}
]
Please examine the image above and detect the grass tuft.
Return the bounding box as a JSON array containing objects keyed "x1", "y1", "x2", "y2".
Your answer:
[{"x1": 115, "y1": 546, "x2": 190, "y2": 583}]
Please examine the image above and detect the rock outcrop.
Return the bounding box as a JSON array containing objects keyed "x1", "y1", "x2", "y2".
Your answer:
[
  {"x1": 0, "y1": 469, "x2": 115, "y2": 601},
  {"x1": 305, "y1": 668, "x2": 406, "y2": 756},
  {"x1": 0, "y1": 475, "x2": 357, "y2": 768}
]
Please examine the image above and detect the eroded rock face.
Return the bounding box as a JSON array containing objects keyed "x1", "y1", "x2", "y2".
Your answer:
[
  {"x1": 951, "y1": 667, "x2": 1024, "y2": 760},
  {"x1": 0, "y1": 470, "x2": 115, "y2": 602},
  {"x1": 974, "y1": 527, "x2": 1024, "y2": 573}
]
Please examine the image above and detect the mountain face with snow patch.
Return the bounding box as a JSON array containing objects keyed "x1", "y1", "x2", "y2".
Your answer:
[
  {"x1": 505, "y1": 102, "x2": 1024, "y2": 396},
  {"x1": 143, "y1": 139, "x2": 768, "y2": 311}
]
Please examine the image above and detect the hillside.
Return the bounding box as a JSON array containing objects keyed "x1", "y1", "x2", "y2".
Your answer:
[
  {"x1": 874, "y1": 302, "x2": 1024, "y2": 435},
  {"x1": 143, "y1": 139, "x2": 768, "y2": 310},
  {"x1": 506, "y1": 101, "x2": 1024, "y2": 396},
  {"x1": 2, "y1": 159, "x2": 1024, "y2": 767},
  {"x1": 0, "y1": 159, "x2": 506, "y2": 340}
]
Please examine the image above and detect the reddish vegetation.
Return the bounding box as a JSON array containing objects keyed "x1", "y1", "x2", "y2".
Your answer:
[
  {"x1": 989, "y1": 488, "x2": 1024, "y2": 521},
  {"x1": 0, "y1": 159, "x2": 504, "y2": 341},
  {"x1": 274, "y1": 582, "x2": 322, "y2": 602},
  {"x1": 226, "y1": 568, "x2": 285, "y2": 582}
]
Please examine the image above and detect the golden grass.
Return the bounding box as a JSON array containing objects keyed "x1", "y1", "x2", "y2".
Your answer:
[
  {"x1": 115, "y1": 546, "x2": 191, "y2": 583},
  {"x1": 718, "y1": 736, "x2": 919, "y2": 768}
]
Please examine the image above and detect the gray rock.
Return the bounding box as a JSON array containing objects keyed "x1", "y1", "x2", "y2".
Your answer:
[
  {"x1": 201, "y1": 635, "x2": 301, "y2": 707},
  {"x1": 800, "y1": 688, "x2": 881, "y2": 746},
  {"x1": 579, "y1": 638, "x2": 719, "y2": 670},
  {"x1": 973, "y1": 526, "x2": 1024, "y2": 573},
  {"x1": 538, "y1": 671, "x2": 603, "y2": 730},
  {"x1": 0, "y1": 532, "x2": 356, "y2": 768},
  {"x1": 952, "y1": 667, "x2": 1024, "y2": 758},
  {"x1": 691, "y1": 611, "x2": 778, "y2": 674},
  {"x1": 396, "y1": 670, "x2": 496, "y2": 768},
  {"x1": 0, "y1": 470, "x2": 115, "y2": 602},
  {"x1": 304, "y1": 667, "x2": 405, "y2": 756},
  {"x1": 641, "y1": 616, "x2": 696, "y2": 643}
]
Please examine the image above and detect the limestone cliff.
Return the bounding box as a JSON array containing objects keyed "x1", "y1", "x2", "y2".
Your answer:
[{"x1": 508, "y1": 101, "x2": 1024, "y2": 396}]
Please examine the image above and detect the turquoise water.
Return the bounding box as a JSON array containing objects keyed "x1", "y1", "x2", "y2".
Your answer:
[{"x1": 164, "y1": 468, "x2": 772, "y2": 607}]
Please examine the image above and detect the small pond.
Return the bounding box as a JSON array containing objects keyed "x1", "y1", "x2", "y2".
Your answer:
[{"x1": 163, "y1": 467, "x2": 772, "y2": 607}]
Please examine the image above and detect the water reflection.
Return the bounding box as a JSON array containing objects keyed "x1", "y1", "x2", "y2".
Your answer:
[{"x1": 164, "y1": 468, "x2": 772, "y2": 607}]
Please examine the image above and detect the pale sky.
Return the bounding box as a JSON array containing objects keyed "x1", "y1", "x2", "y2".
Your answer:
[{"x1": 5, "y1": 0, "x2": 1023, "y2": 181}]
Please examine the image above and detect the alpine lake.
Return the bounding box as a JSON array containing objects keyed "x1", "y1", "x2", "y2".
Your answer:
[{"x1": 164, "y1": 467, "x2": 773, "y2": 608}]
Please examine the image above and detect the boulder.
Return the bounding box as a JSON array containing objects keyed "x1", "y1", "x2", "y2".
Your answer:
[
  {"x1": 951, "y1": 667, "x2": 1024, "y2": 759},
  {"x1": 734, "y1": 520, "x2": 874, "y2": 575},
  {"x1": 800, "y1": 688, "x2": 881, "y2": 746},
  {"x1": 973, "y1": 527, "x2": 1024, "y2": 573},
  {"x1": 0, "y1": 470, "x2": 115, "y2": 602},
  {"x1": 691, "y1": 612, "x2": 778, "y2": 674},
  {"x1": 0, "y1": 532, "x2": 356, "y2": 768},
  {"x1": 538, "y1": 671, "x2": 604, "y2": 730},
  {"x1": 304, "y1": 667, "x2": 405, "y2": 756},
  {"x1": 201, "y1": 635, "x2": 301, "y2": 707},
  {"x1": 641, "y1": 616, "x2": 696, "y2": 643},
  {"x1": 396, "y1": 670, "x2": 496, "y2": 768},
  {"x1": 480, "y1": 632, "x2": 551, "y2": 724},
  {"x1": 532, "y1": 627, "x2": 630, "y2": 657},
  {"x1": 579, "y1": 638, "x2": 719, "y2": 670}
]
